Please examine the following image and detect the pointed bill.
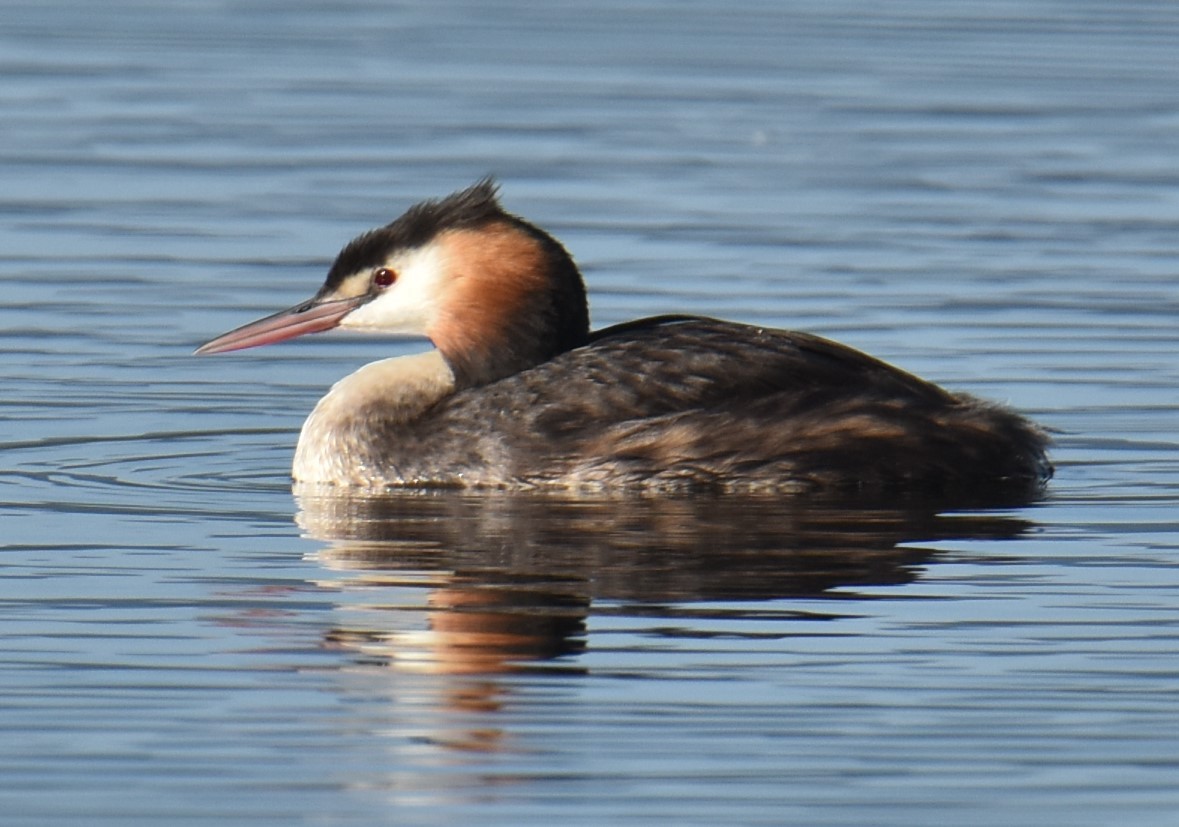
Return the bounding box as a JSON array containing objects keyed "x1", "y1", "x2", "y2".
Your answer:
[{"x1": 194, "y1": 296, "x2": 367, "y2": 355}]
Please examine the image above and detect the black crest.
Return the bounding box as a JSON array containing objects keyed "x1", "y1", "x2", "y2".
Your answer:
[{"x1": 323, "y1": 178, "x2": 506, "y2": 289}]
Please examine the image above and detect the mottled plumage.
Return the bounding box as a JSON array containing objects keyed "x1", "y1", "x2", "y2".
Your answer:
[
  {"x1": 341, "y1": 316, "x2": 1049, "y2": 500},
  {"x1": 198, "y1": 180, "x2": 1052, "y2": 502}
]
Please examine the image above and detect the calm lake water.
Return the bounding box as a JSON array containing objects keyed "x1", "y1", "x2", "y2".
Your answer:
[{"x1": 3, "y1": 1, "x2": 1179, "y2": 824}]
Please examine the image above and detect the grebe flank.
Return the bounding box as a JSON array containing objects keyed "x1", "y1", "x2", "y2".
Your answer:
[{"x1": 196, "y1": 180, "x2": 1051, "y2": 499}]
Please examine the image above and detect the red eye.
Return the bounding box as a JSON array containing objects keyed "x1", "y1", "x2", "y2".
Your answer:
[{"x1": 373, "y1": 267, "x2": 397, "y2": 288}]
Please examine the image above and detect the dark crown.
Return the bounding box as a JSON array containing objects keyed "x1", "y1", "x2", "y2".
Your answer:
[{"x1": 323, "y1": 178, "x2": 505, "y2": 290}]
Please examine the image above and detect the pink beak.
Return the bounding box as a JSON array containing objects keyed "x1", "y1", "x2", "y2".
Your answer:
[{"x1": 194, "y1": 295, "x2": 367, "y2": 355}]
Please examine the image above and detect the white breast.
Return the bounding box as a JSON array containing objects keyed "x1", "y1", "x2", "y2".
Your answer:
[{"x1": 292, "y1": 350, "x2": 456, "y2": 486}]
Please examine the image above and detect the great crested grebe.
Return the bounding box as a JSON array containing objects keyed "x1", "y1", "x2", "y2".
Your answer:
[{"x1": 197, "y1": 179, "x2": 1051, "y2": 499}]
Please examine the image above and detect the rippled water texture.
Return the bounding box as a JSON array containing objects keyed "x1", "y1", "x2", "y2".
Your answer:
[{"x1": 2, "y1": 2, "x2": 1178, "y2": 825}]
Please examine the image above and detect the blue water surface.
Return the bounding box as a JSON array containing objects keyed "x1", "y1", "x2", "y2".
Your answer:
[{"x1": 2, "y1": 2, "x2": 1178, "y2": 825}]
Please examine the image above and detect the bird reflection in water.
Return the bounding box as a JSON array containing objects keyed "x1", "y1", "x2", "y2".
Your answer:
[
  {"x1": 296, "y1": 491, "x2": 1037, "y2": 758},
  {"x1": 299, "y1": 491, "x2": 1034, "y2": 681}
]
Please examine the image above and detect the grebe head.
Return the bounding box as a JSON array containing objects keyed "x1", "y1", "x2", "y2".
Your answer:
[{"x1": 196, "y1": 179, "x2": 590, "y2": 388}]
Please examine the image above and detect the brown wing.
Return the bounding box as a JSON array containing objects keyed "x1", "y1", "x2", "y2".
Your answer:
[
  {"x1": 420, "y1": 316, "x2": 1050, "y2": 500},
  {"x1": 507, "y1": 316, "x2": 955, "y2": 436}
]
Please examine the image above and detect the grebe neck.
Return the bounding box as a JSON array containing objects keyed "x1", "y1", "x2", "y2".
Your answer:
[
  {"x1": 430, "y1": 219, "x2": 591, "y2": 390},
  {"x1": 292, "y1": 350, "x2": 456, "y2": 484}
]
